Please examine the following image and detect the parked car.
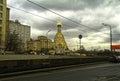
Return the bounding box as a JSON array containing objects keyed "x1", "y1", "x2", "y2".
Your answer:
[{"x1": 109, "y1": 55, "x2": 120, "y2": 63}]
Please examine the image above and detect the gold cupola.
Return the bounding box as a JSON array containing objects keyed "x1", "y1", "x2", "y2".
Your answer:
[{"x1": 57, "y1": 21, "x2": 62, "y2": 27}]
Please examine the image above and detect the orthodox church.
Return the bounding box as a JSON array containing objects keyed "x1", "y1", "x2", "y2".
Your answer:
[{"x1": 54, "y1": 21, "x2": 68, "y2": 54}]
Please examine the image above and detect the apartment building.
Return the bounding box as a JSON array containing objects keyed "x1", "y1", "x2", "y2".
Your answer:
[
  {"x1": 0, "y1": 0, "x2": 9, "y2": 51},
  {"x1": 27, "y1": 36, "x2": 54, "y2": 53},
  {"x1": 9, "y1": 20, "x2": 31, "y2": 51}
]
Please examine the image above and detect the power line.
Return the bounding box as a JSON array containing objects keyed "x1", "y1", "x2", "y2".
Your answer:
[
  {"x1": 7, "y1": 3, "x2": 112, "y2": 39},
  {"x1": 27, "y1": 0, "x2": 80, "y2": 25},
  {"x1": 27, "y1": 0, "x2": 108, "y2": 34},
  {"x1": 8, "y1": 5, "x2": 55, "y2": 23},
  {"x1": 8, "y1": 5, "x2": 59, "y2": 31},
  {"x1": 7, "y1": 5, "x2": 110, "y2": 40},
  {"x1": 7, "y1": 4, "x2": 88, "y2": 33}
]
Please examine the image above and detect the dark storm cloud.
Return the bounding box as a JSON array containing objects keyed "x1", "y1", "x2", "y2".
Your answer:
[
  {"x1": 21, "y1": 0, "x2": 105, "y2": 11},
  {"x1": 8, "y1": 0, "x2": 120, "y2": 32},
  {"x1": 113, "y1": 35, "x2": 120, "y2": 42},
  {"x1": 102, "y1": 25, "x2": 120, "y2": 44},
  {"x1": 20, "y1": 0, "x2": 120, "y2": 12},
  {"x1": 112, "y1": 27, "x2": 120, "y2": 43},
  {"x1": 7, "y1": 0, "x2": 120, "y2": 49},
  {"x1": 32, "y1": 17, "x2": 80, "y2": 31},
  {"x1": 33, "y1": 21, "x2": 56, "y2": 30},
  {"x1": 103, "y1": 36, "x2": 120, "y2": 44}
]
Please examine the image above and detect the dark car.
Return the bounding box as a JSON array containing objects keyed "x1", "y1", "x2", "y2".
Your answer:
[{"x1": 109, "y1": 56, "x2": 120, "y2": 63}]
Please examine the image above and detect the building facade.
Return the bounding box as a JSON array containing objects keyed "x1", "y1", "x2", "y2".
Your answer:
[
  {"x1": 54, "y1": 21, "x2": 68, "y2": 54},
  {"x1": 9, "y1": 20, "x2": 31, "y2": 51},
  {"x1": 0, "y1": 0, "x2": 9, "y2": 51},
  {"x1": 27, "y1": 36, "x2": 54, "y2": 53}
]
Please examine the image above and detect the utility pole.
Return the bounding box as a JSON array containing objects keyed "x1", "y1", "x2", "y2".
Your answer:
[
  {"x1": 76, "y1": 41, "x2": 78, "y2": 50},
  {"x1": 78, "y1": 34, "x2": 82, "y2": 53},
  {"x1": 46, "y1": 30, "x2": 51, "y2": 53},
  {"x1": 102, "y1": 23, "x2": 112, "y2": 56}
]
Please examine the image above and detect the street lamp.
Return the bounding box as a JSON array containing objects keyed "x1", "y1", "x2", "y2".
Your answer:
[
  {"x1": 46, "y1": 30, "x2": 51, "y2": 52},
  {"x1": 102, "y1": 23, "x2": 112, "y2": 55}
]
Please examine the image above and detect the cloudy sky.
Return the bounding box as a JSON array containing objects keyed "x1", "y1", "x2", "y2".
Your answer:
[{"x1": 7, "y1": 0, "x2": 120, "y2": 50}]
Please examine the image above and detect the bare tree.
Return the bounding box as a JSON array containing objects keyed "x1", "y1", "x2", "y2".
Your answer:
[{"x1": 7, "y1": 31, "x2": 24, "y2": 53}]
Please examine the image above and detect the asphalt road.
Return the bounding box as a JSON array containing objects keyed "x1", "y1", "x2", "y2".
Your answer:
[{"x1": 1, "y1": 63, "x2": 120, "y2": 81}]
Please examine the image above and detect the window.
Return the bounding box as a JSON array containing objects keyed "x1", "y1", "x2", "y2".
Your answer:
[
  {"x1": 0, "y1": 6, "x2": 2, "y2": 11},
  {"x1": 0, "y1": 39, "x2": 1, "y2": 44},
  {"x1": 0, "y1": 0, "x2": 3, "y2": 4},
  {"x1": 0, "y1": 27, "x2": 1, "y2": 31},
  {"x1": 0, "y1": 13, "x2": 2, "y2": 18},
  {"x1": 0, "y1": 34, "x2": 2, "y2": 44},
  {"x1": 0, "y1": 20, "x2": 2, "y2": 24}
]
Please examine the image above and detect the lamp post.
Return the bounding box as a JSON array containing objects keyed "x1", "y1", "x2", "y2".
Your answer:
[
  {"x1": 102, "y1": 23, "x2": 112, "y2": 55},
  {"x1": 46, "y1": 30, "x2": 51, "y2": 52}
]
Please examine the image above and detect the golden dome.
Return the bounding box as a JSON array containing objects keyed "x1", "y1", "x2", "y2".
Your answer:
[{"x1": 57, "y1": 21, "x2": 62, "y2": 27}]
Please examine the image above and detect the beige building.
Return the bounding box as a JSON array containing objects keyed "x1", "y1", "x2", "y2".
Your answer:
[
  {"x1": 0, "y1": 0, "x2": 9, "y2": 51},
  {"x1": 27, "y1": 36, "x2": 54, "y2": 53},
  {"x1": 9, "y1": 20, "x2": 31, "y2": 51}
]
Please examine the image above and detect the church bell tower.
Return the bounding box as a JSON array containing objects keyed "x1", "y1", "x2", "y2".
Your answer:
[{"x1": 54, "y1": 21, "x2": 68, "y2": 54}]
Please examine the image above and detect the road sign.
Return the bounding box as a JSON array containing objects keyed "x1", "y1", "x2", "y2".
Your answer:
[
  {"x1": 112, "y1": 45, "x2": 120, "y2": 49},
  {"x1": 78, "y1": 35, "x2": 82, "y2": 39}
]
